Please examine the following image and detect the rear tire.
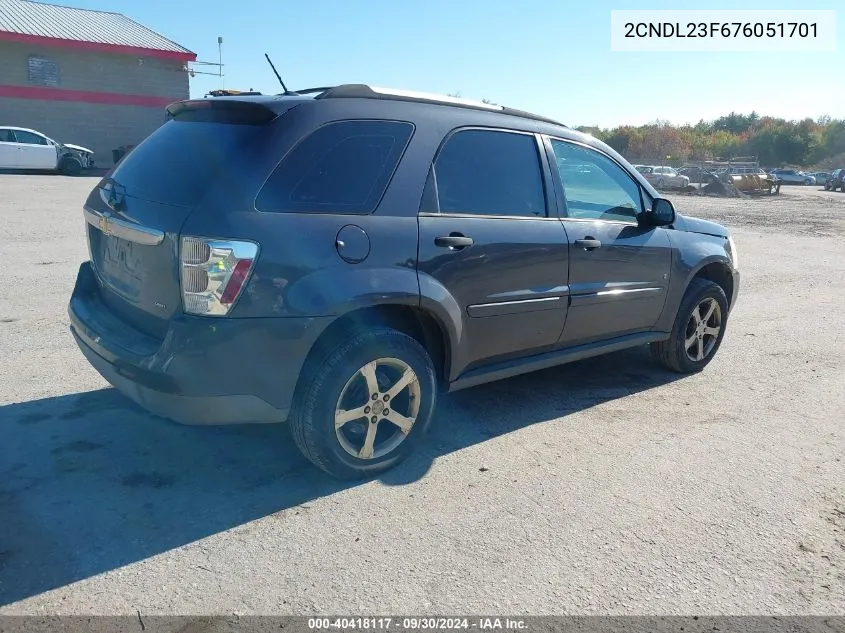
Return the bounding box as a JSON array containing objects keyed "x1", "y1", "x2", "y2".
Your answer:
[
  {"x1": 288, "y1": 328, "x2": 438, "y2": 479},
  {"x1": 650, "y1": 278, "x2": 729, "y2": 374}
]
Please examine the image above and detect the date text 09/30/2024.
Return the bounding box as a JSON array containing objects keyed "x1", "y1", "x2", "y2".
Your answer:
[{"x1": 308, "y1": 618, "x2": 527, "y2": 630}]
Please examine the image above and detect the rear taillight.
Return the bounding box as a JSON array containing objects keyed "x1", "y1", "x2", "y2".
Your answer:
[{"x1": 180, "y1": 237, "x2": 258, "y2": 316}]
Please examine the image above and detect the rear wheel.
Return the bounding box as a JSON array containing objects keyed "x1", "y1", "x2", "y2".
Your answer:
[
  {"x1": 650, "y1": 278, "x2": 729, "y2": 373},
  {"x1": 289, "y1": 328, "x2": 437, "y2": 479}
]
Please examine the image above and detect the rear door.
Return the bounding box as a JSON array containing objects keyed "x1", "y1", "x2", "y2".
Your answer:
[
  {"x1": 13, "y1": 130, "x2": 57, "y2": 169},
  {"x1": 0, "y1": 129, "x2": 17, "y2": 168},
  {"x1": 83, "y1": 101, "x2": 276, "y2": 338},
  {"x1": 417, "y1": 128, "x2": 570, "y2": 375},
  {"x1": 545, "y1": 137, "x2": 672, "y2": 347}
]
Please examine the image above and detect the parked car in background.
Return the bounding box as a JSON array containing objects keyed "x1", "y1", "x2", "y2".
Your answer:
[
  {"x1": 0, "y1": 126, "x2": 94, "y2": 175},
  {"x1": 641, "y1": 166, "x2": 690, "y2": 189},
  {"x1": 769, "y1": 169, "x2": 816, "y2": 185},
  {"x1": 678, "y1": 167, "x2": 717, "y2": 184},
  {"x1": 809, "y1": 172, "x2": 830, "y2": 186},
  {"x1": 825, "y1": 168, "x2": 845, "y2": 191},
  {"x1": 67, "y1": 85, "x2": 739, "y2": 478}
]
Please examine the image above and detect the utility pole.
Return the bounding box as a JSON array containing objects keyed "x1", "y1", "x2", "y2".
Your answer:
[
  {"x1": 185, "y1": 37, "x2": 225, "y2": 90},
  {"x1": 218, "y1": 36, "x2": 224, "y2": 89}
]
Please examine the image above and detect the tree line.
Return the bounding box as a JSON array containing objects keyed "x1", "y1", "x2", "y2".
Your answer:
[{"x1": 576, "y1": 113, "x2": 845, "y2": 169}]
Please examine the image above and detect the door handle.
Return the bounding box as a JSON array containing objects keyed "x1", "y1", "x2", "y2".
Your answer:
[
  {"x1": 435, "y1": 234, "x2": 474, "y2": 249},
  {"x1": 574, "y1": 238, "x2": 602, "y2": 250}
]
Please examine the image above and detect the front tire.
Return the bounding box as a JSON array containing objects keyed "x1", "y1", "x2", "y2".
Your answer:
[
  {"x1": 650, "y1": 278, "x2": 729, "y2": 373},
  {"x1": 59, "y1": 157, "x2": 82, "y2": 176},
  {"x1": 289, "y1": 328, "x2": 438, "y2": 479}
]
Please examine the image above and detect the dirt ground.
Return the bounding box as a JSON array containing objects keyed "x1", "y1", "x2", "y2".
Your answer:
[{"x1": 0, "y1": 176, "x2": 843, "y2": 615}]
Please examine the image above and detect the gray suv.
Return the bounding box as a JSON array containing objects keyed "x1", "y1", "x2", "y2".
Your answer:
[{"x1": 68, "y1": 84, "x2": 740, "y2": 478}]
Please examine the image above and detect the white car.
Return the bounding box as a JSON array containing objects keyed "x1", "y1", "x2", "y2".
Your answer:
[
  {"x1": 0, "y1": 126, "x2": 95, "y2": 175},
  {"x1": 640, "y1": 165, "x2": 690, "y2": 190}
]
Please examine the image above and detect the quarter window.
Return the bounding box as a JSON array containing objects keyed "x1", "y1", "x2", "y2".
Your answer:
[
  {"x1": 430, "y1": 129, "x2": 546, "y2": 218},
  {"x1": 0, "y1": 129, "x2": 13, "y2": 142},
  {"x1": 256, "y1": 120, "x2": 414, "y2": 214},
  {"x1": 551, "y1": 139, "x2": 642, "y2": 223}
]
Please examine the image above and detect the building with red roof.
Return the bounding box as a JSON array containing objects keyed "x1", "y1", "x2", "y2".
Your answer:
[{"x1": 0, "y1": 0, "x2": 196, "y2": 164}]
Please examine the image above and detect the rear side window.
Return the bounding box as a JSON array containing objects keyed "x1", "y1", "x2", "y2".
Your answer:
[
  {"x1": 0, "y1": 129, "x2": 13, "y2": 142},
  {"x1": 430, "y1": 129, "x2": 546, "y2": 218},
  {"x1": 256, "y1": 120, "x2": 414, "y2": 214}
]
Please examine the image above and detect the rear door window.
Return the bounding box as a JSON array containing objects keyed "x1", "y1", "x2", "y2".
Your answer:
[
  {"x1": 256, "y1": 120, "x2": 414, "y2": 214},
  {"x1": 428, "y1": 128, "x2": 546, "y2": 218}
]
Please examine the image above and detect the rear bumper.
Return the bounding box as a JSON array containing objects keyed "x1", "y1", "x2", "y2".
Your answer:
[{"x1": 68, "y1": 261, "x2": 331, "y2": 425}]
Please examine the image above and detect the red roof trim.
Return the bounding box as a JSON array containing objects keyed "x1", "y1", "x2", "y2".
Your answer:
[
  {"x1": 0, "y1": 31, "x2": 196, "y2": 61},
  {"x1": 0, "y1": 84, "x2": 176, "y2": 108}
]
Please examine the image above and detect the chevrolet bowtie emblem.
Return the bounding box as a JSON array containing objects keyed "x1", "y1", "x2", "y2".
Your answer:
[{"x1": 98, "y1": 214, "x2": 112, "y2": 235}]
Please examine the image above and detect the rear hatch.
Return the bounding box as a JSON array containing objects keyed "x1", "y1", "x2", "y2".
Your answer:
[{"x1": 84, "y1": 100, "x2": 278, "y2": 339}]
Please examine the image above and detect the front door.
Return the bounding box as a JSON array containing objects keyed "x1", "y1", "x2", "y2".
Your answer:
[
  {"x1": 417, "y1": 128, "x2": 570, "y2": 378},
  {"x1": 13, "y1": 130, "x2": 57, "y2": 169},
  {"x1": 546, "y1": 137, "x2": 672, "y2": 347}
]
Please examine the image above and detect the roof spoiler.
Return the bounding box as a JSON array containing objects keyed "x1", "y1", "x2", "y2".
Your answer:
[{"x1": 165, "y1": 99, "x2": 277, "y2": 124}]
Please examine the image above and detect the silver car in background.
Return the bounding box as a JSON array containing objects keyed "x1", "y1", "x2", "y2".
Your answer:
[{"x1": 769, "y1": 168, "x2": 816, "y2": 185}]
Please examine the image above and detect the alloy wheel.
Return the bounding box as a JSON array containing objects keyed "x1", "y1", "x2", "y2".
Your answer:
[
  {"x1": 334, "y1": 358, "x2": 421, "y2": 460},
  {"x1": 684, "y1": 298, "x2": 722, "y2": 362}
]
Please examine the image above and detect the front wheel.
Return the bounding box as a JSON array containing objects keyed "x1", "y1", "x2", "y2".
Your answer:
[
  {"x1": 59, "y1": 157, "x2": 82, "y2": 176},
  {"x1": 650, "y1": 278, "x2": 729, "y2": 373},
  {"x1": 288, "y1": 328, "x2": 438, "y2": 479}
]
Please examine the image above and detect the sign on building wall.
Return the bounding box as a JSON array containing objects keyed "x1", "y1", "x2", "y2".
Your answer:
[{"x1": 27, "y1": 56, "x2": 60, "y2": 86}]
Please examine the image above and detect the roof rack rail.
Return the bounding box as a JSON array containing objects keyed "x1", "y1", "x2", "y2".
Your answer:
[
  {"x1": 282, "y1": 86, "x2": 336, "y2": 96},
  {"x1": 314, "y1": 84, "x2": 565, "y2": 127}
]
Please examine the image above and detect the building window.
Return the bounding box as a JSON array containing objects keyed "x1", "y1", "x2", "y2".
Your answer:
[{"x1": 27, "y1": 56, "x2": 60, "y2": 86}]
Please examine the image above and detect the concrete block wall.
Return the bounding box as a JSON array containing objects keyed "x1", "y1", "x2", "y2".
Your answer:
[{"x1": 0, "y1": 41, "x2": 189, "y2": 165}]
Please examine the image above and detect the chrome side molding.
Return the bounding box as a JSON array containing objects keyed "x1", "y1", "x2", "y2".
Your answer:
[{"x1": 83, "y1": 206, "x2": 164, "y2": 246}]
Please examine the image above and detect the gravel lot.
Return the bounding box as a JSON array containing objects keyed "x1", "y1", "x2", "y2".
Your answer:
[{"x1": 1, "y1": 176, "x2": 843, "y2": 615}]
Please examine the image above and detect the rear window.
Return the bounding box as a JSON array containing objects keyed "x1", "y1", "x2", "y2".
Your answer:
[
  {"x1": 109, "y1": 119, "x2": 267, "y2": 207},
  {"x1": 255, "y1": 120, "x2": 414, "y2": 214}
]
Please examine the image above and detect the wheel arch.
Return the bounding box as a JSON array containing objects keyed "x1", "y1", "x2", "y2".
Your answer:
[
  {"x1": 294, "y1": 303, "x2": 454, "y2": 400},
  {"x1": 689, "y1": 259, "x2": 735, "y2": 309}
]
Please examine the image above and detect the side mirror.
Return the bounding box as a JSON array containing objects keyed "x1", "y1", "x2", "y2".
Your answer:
[{"x1": 642, "y1": 197, "x2": 676, "y2": 227}]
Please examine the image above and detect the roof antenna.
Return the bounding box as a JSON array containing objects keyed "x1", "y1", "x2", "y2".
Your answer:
[{"x1": 265, "y1": 53, "x2": 295, "y2": 95}]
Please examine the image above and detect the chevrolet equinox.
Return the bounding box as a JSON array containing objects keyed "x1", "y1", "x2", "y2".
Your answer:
[{"x1": 69, "y1": 85, "x2": 740, "y2": 478}]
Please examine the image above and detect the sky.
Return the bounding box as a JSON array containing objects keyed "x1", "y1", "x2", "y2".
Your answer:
[{"x1": 56, "y1": 0, "x2": 843, "y2": 128}]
